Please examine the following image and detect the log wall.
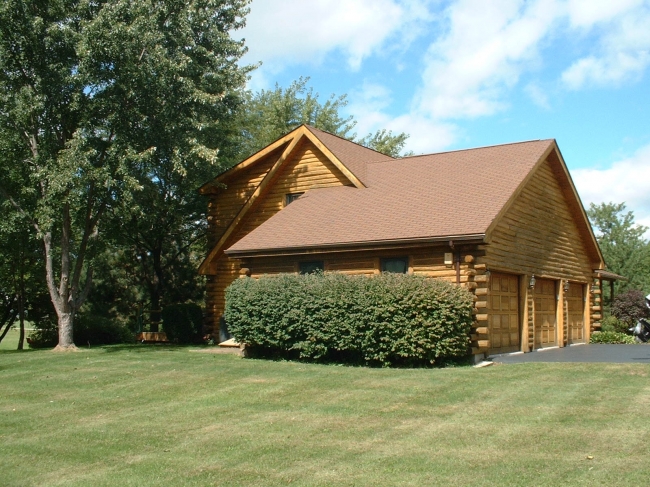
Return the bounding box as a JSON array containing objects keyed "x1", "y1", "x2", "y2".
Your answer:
[
  {"x1": 478, "y1": 158, "x2": 595, "y2": 354},
  {"x1": 484, "y1": 159, "x2": 593, "y2": 282}
]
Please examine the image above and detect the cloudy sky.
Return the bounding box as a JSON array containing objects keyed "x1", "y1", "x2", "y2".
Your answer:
[{"x1": 238, "y1": 0, "x2": 650, "y2": 229}]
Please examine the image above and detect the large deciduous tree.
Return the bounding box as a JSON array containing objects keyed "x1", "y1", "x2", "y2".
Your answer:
[
  {"x1": 0, "y1": 0, "x2": 251, "y2": 349},
  {"x1": 587, "y1": 202, "x2": 650, "y2": 292}
]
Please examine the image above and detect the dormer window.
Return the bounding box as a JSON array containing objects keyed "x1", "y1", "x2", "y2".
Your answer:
[{"x1": 285, "y1": 192, "x2": 304, "y2": 206}]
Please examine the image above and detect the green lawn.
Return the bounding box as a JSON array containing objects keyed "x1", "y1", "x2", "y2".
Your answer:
[
  {"x1": 0, "y1": 328, "x2": 25, "y2": 351},
  {"x1": 1, "y1": 346, "x2": 649, "y2": 486}
]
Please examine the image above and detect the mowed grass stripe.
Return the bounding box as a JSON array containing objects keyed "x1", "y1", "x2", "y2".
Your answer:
[{"x1": 1, "y1": 345, "x2": 649, "y2": 486}]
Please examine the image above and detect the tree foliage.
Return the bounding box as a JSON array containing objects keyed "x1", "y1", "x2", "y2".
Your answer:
[
  {"x1": 0, "y1": 0, "x2": 252, "y2": 348},
  {"x1": 235, "y1": 77, "x2": 411, "y2": 160},
  {"x1": 587, "y1": 202, "x2": 650, "y2": 292}
]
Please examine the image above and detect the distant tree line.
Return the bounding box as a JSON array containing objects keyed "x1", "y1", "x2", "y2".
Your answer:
[{"x1": 587, "y1": 202, "x2": 650, "y2": 295}]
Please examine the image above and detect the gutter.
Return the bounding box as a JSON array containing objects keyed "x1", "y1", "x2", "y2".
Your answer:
[{"x1": 224, "y1": 233, "x2": 486, "y2": 259}]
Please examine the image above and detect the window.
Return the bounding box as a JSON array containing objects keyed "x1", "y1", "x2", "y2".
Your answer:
[
  {"x1": 299, "y1": 261, "x2": 324, "y2": 274},
  {"x1": 285, "y1": 192, "x2": 304, "y2": 206},
  {"x1": 381, "y1": 257, "x2": 408, "y2": 274}
]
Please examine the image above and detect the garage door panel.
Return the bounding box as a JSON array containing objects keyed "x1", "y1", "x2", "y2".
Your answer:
[
  {"x1": 489, "y1": 273, "x2": 520, "y2": 355},
  {"x1": 534, "y1": 278, "x2": 557, "y2": 348},
  {"x1": 566, "y1": 283, "x2": 585, "y2": 344}
]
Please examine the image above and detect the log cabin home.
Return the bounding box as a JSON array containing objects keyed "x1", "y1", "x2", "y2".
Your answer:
[{"x1": 199, "y1": 124, "x2": 617, "y2": 360}]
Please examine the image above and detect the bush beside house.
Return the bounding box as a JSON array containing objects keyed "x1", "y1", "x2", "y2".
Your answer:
[
  {"x1": 610, "y1": 289, "x2": 650, "y2": 328},
  {"x1": 224, "y1": 272, "x2": 473, "y2": 367}
]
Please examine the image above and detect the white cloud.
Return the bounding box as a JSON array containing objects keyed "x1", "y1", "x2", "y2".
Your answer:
[
  {"x1": 241, "y1": 0, "x2": 433, "y2": 73},
  {"x1": 561, "y1": 2, "x2": 650, "y2": 89},
  {"x1": 412, "y1": 0, "x2": 650, "y2": 119},
  {"x1": 566, "y1": 0, "x2": 644, "y2": 28},
  {"x1": 386, "y1": 114, "x2": 458, "y2": 153},
  {"x1": 562, "y1": 52, "x2": 650, "y2": 89},
  {"x1": 415, "y1": 0, "x2": 562, "y2": 119},
  {"x1": 348, "y1": 82, "x2": 457, "y2": 154},
  {"x1": 572, "y1": 143, "x2": 650, "y2": 231}
]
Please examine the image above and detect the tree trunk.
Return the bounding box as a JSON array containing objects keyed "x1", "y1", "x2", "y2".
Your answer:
[
  {"x1": 45, "y1": 206, "x2": 81, "y2": 351},
  {"x1": 18, "y1": 245, "x2": 25, "y2": 350},
  {"x1": 18, "y1": 288, "x2": 24, "y2": 350},
  {"x1": 150, "y1": 289, "x2": 161, "y2": 333},
  {"x1": 54, "y1": 311, "x2": 75, "y2": 350},
  {"x1": 149, "y1": 247, "x2": 164, "y2": 332}
]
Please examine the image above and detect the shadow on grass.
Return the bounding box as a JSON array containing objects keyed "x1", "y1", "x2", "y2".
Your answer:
[
  {"x1": 244, "y1": 345, "x2": 475, "y2": 369},
  {"x1": 0, "y1": 348, "x2": 38, "y2": 354},
  {"x1": 99, "y1": 343, "x2": 219, "y2": 354},
  {"x1": 1, "y1": 343, "x2": 221, "y2": 355}
]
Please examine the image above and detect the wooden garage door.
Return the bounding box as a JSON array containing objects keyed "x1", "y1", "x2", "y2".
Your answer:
[
  {"x1": 534, "y1": 279, "x2": 557, "y2": 348},
  {"x1": 489, "y1": 273, "x2": 520, "y2": 354},
  {"x1": 566, "y1": 283, "x2": 585, "y2": 344}
]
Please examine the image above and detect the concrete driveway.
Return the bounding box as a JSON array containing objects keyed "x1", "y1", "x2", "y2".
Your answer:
[{"x1": 489, "y1": 344, "x2": 650, "y2": 364}]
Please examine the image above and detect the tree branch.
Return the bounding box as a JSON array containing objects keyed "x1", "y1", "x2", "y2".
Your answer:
[
  {"x1": 43, "y1": 231, "x2": 63, "y2": 314},
  {"x1": 58, "y1": 203, "x2": 71, "y2": 305},
  {"x1": 71, "y1": 182, "x2": 96, "y2": 291},
  {"x1": 75, "y1": 266, "x2": 93, "y2": 309},
  {"x1": 0, "y1": 183, "x2": 40, "y2": 234}
]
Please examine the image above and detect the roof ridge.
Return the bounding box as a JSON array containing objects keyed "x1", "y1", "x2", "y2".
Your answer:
[
  {"x1": 305, "y1": 124, "x2": 397, "y2": 160},
  {"x1": 399, "y1": 139, "x2": 554, "y2": 160}
]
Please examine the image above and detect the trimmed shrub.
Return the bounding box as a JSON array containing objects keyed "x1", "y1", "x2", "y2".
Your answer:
[
  {"x1": 224, "y1": 272, "x2": 474, "y2": 367},
  {"x1": 611, "y1": 289, "x2": 650, "y2": 328},
  {"x1": 600, "y1": 315, "x2": 629, "y2": 334},
  {"x1": 590, "y1": 331, "x2": 636, "y2": 344},
  {"x1": 161, "y1": 303, "x2": 203, "y2": 344}
]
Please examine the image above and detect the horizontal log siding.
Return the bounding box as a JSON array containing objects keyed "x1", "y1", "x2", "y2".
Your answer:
[
  {"x1": 205, "y1": 139, "x2": 352, "y2": 334},
  {"x1": 207, "y1": 155, "x2": 276, "y2": 248},
  {"x1": 241, "y1": 248, "x2": 475, "y2": 283},
  {"x1": 411, "y1": 253, "x2": 470, "y2": 283},
  {"x1": 249, "y1": 260, "x2": 296, "y2": 278},
  {"x1": 233, "y1": 139, "x2": 351, "y2": 242},
  {"x1": 205, "y1": 257, "x2": 241, "y2": 334},
  {"x1": 484, "y1": 159, "x2": 592, "y2": 282},
  {"x1": 325, "y1": 257, "x2": 376, "y2": 275}
]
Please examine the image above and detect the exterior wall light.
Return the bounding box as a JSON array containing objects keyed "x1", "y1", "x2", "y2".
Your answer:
[
  {"x1": 563, "y1": 280, "x2": 570, "y2": 293},
  {"x1": 529, "y1": 274, "x2": 536, "y2": 289}
]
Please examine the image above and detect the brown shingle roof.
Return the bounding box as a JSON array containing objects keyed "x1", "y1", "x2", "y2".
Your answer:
[
  {"x1": 226, "y1": 139, "x2": 555, "y2": 255},
  {"x1": 305, "y1": 125, "x2": 395, "y2": 185}
]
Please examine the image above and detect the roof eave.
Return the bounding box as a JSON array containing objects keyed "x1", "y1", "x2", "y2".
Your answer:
[
  {"x1": 224, "y1": 233, "x2": 486, "y2": 259},
  {"x1": 594, "y1": 269, "x2": 627, "y2": 281}
]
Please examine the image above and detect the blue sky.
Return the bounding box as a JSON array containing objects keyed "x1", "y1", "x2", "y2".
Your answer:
[{"x1": 238, "y1": 0, "x2": 650, "y2": 228}]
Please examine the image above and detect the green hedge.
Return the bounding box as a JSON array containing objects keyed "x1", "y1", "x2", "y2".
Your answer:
[
  {"x1": 590, "y1": 331, "x2": 637, "y2": 344},
  {"x1": 224, "y1": 272, "x2": 473, "y2": 366}
]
